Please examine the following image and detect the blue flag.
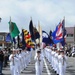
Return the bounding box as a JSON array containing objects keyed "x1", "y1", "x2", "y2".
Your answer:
[
  {"x1": 6, "y1": 33, "x2": 16, "y2": 44},
  {"x1": 52, "y1": 22, "x2": 63, "y2": 44},
  {"x1": 42, "y1": 30, "x2": 54, "y2": 45},
  {"x1": 42, "y1": 31, "x2": 50, "y2": 44},
  {"x1": 5, "y1": 33, "x2": 11, "y2": 42}
]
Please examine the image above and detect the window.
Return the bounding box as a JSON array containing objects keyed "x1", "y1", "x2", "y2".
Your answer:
[
  {"x1": 0, "y1": 43, "x2": 2, "y2": 46},
  {"x1": 67, "y1": 34, "x2": 73, "y2": 37},
  {"x1": 0, "y1": 35, "x2": 4, "y2": 41}
]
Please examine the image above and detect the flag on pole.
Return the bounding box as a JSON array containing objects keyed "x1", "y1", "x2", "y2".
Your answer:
[
  {"x1": 61, "y1": 18, "x2": 67, "y2": 46},
  {"x1": 29, "y1": 19, "x2": 35, "y2": 41},
  {"x1": 5, "y1": 33, "x2": 11, "y2": 42},
  {"x1": 42, "y1": 30, "x2": 51, "y2": 44},
  {"x1": 5, "y1": 33, "x2": 16, "y2": 44},
  {"x1": 23, "y1": 29, "x2": 35, "y2": 48},
  {"x1": 9, "y1": 20, "x2": 20, "y2": 38},
  {"x1": 29, "y1": 19, "x2": 40, "y2": 41},
  {"x1": 52, "y1": 22, "x2": 63, "y2": 44}
]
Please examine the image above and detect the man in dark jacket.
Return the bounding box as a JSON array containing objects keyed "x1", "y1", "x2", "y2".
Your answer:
[{"x1": 0, "y1": 50, "x2": 4, "y2": 75}]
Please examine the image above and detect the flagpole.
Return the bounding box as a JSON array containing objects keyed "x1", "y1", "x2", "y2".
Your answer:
[
  {"x1": 9, "y1": 17, "x2": 14, "y2": 49},
  {"x1": 63, "y1": 16, "x2": 65, "y2": 49},
  {"x1": 38, "y1": 21, "x2": 40, "y2": 45},
  {"x1": 10, "y1": 17, "x2": 11, "y2": 26}
]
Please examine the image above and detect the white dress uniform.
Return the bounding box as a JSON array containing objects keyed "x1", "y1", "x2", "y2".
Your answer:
[
  {"x1": 28, "y1": 51, "x2": 30, "y2": 64},
  {"x1": 16, "y1": 54, "x2": 20, "y2": 74},
  {"x1": 49, "y1": 49, "x2": 52, "y2": 65},
  {"x1": 23, "y1": 51, "x2": 26, "y2": 69},
  {"x1": 58, "y1": 54, "x2": 67, "y2": 75},
  {"x1": 18, "y1": 53, "x2": 22, "y2": 73},
  {"x1": 40, "y1": 49, "x2": 44, "y2": 72},
  {"x1": 25, "y1": 51, "x2": 28, "y2": 67},
  {"x1": 51, "y1": 50, "x2": 55, "y2": 69},
  {"x1": 34, "y1": 52, "x2": 42, "y2": 75},
  {"x1": 47, "y1": 48, "x2": 50, "y2": 62},
  {"x1": 25, "y1": 51, "x2": 27, "y2": 68},
  {"x1": 9, "y1": 54, "x2": 20, "y2": 75},
  {"x1": 72, "y1": 47, "x2": 75, "y2": 56},
  {"x1": 55, "y1": 52, "x2": 59, "y2": 74},
  {"x1": 22, "y1": 51, "x2": 25, "y2": 70},
  {"x1": 26, "y1": 51, "x2": 29, "y2": 66},
  {"x1": 29, "y1": 51, "x2": 31, "y2": 63},
  {"x1": 19, "y1": 52, "x2": 23, "y2": 72},
  {"x1": 48, "y1": 49, "x2": 51, "y2": 63},
  {"x1": 45, "y1": 48, "x2": 48, "y2": 59},
  {"x1": 53, "y1": 51, "x2": 56, "y2": 71}
]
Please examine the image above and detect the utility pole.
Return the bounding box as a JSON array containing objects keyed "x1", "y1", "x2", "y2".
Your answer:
[{"x1": 74, "y1": 25, "x2": 75, "y2": 44}]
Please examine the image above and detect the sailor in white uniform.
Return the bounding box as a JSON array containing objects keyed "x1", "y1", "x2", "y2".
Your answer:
[
  {"x1": 55, "y1": 50, "x2": 60, "y2": 75},
  {"x1": 51, "y1": 47, "x2": 55, "y2": 70},
  {"x1": 40, "y1": 48, "x2": 44, "y2": 72},
  {"x1": 16, "y1": 49, "x2": 21, "y2": 74},
  {"x1": 18, "y1": 49, "x2": 23, "y2": 73},
  {"x1": 9, "y1": 49, "x2": 20, "y2": 75},
  {"x1": 34, "y1": 50, "x2": 42, "y2": 75},
  {"x1": 24, "y1": 48, "x2": 27, "y2": 69},
  {"x1": 58, "y1": 47, "x2": 67, "y2": 75},
  {"x1": 18, "y1": 49, "x2": 22, "y2": 73}
]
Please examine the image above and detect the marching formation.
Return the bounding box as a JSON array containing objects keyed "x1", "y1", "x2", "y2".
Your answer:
[
  {"x1": 44, "y1": 46, "x2": 67, "y2": 75},
  {"x1": 8, "y1": 43, "x2": 68, "y2": 75},
  {"x1": 9, "y1": 48, "x2": 32, "y2": 75}
]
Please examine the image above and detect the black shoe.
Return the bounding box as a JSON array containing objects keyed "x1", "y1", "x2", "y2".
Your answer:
[
  {"x1": 0, "y1": 73, "x2": 4, "y2": 75},
  {"x1": 2, "y1": 73, "x2": 4, "y2": 75},
  {"x1": 55, "y1": 71, "x2": 56, "y2": 73}
]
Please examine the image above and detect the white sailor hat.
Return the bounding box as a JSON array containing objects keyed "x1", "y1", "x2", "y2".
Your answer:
[
  {"x1": 52, "y1": 47, "x2": 55, "y2": 50},
  {"x1": 58, "y1": 48, "x2": 60, "y2": 51},
  {"x1": 59, "y1": 49, "x2": 64, "y2": 52},
  {"x1": 54, "y1": 48, "x2": 57, "y2": 50},
  {"x1": 19, "y1": 48, "x2": 22, "y2": 50},
  {"x1": 37, "y1": 50, "x2": 41, "y2": 53},
  {"x1": 16, "y1": 48, "x2": 20, "y2": 51},
  {"x1": 11, "y1": 48, "x2": 16, "y2": 51},
  {"x1": 61, "y1": 46, "x2": 64, "y2": 49}
]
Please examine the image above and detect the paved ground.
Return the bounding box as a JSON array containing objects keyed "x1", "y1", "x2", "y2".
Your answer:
[{"x1": 2, "y1": 50, "x2": 75, "y2": 75}]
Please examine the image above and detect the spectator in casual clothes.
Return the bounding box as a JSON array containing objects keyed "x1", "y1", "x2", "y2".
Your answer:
[
  {"x1": 0, "y1": 50, "x2": 4, "y2": 75},
  {"x1": 3, "y1": 49, "x2": 8, "y2": 67}
]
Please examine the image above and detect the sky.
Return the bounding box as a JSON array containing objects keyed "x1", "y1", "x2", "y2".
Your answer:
[{"x1": 0, "y1": 0, "x2": 75, "y2": 33}]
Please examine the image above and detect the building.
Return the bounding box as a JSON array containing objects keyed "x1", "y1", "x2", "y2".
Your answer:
[
  {"x1": 0, "y1": 32, "x2": 11, "y2": 49},
  {"x1": 66, "y1": 27, "x2": 75, "y2": 45}
]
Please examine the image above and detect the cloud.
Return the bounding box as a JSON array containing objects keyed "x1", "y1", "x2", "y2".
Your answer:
[{"x1": 0, "y1": 0, "x2": 75, "y2": 33}]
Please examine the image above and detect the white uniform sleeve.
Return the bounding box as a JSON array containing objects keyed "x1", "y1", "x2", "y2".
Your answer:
[{"x1": 9, "y1": 54, "x2": 13, "y2": 61}]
